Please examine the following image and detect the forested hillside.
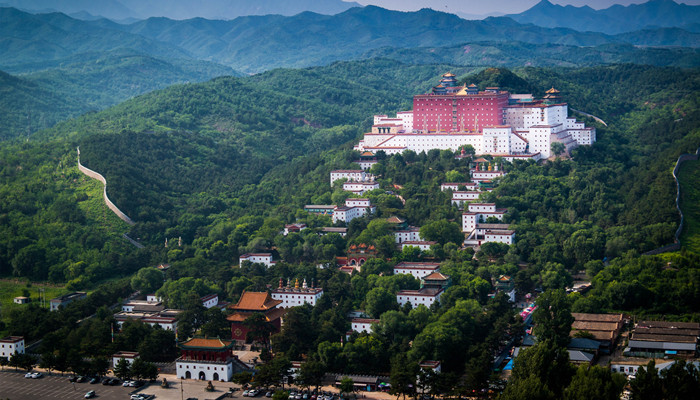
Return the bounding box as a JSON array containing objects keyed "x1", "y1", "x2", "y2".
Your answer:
[
  {"x1": 2, "y1": 60, "x2": 698, "y2": 297},
  {"x1": 0, "y1": 52, "x2": 235, "y2": 140}
]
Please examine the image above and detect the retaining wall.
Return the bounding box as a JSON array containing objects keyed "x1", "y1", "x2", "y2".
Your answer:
[{"x1": 76, "y1": 147, "x2": 135, "y2": 226}]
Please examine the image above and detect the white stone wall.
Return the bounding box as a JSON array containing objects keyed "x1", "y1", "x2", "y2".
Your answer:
[{"x1": 468, "y1": 203, "x2": 496, "y2": 213}]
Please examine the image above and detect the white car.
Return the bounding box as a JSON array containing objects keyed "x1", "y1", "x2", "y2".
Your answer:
[
  {"x1": 122, "y1": 380, "x2": 132, "y2": 387},
  {"x1": 25, "y1": 372, "x2": 33, "y2": 378},
  {"x1": 31, "y1": 372, "x2": 43, "y2": 378}
]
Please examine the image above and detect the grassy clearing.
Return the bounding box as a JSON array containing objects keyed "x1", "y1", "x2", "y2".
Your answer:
[
  {"x1": 677, "y1": 158, "x2": 700, "y2": 253},
  {"x1": 0, "y1": 279, "x2": 68, "y2": 336}
]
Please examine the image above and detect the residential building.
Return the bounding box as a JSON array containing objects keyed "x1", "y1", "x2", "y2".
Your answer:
[
  {"x1": 114, "y1": 308, "x2": 182, "y2": 331},
  {"x1": 330, "y1": 170, "x2": 369, "y2": 185},
  {"x1": 332, "y1": 198, "x2": 375, "y2": 224},
  {"x1": 342, "y1": 179, "x2": 380, "y2": 195},
  {"x1": 397, "y1": 288, "x2": 443, "y2": 308},
  {"x1": 239, "y1": 253, "x2": 276, "y2": 267},
  {"x1": 400, "y1": 240, "x2": 437, "y2": 251},
  {"x1": 112, "y1": 351, "x2": 139, "y2": 367},
  {"x1": 0, "y1": 336, "x2": 24, "y2": 359},
  {"x1": 304, "y1": 205, "x2": 336, "y2": 215},
  {"x1": 626, "y1": 320, "x2": 699, "y2": 357},
  {"x1": 50, "y1": 292, "x2": 87, "y2": 311},
  {"x1": 271, "y1": 278, "x2": 324, "y2": 308},
  {"x1": 440, "y1": 182, "x2": 477, "y2": 191},
  {"x1": 394, "y1": 226, "x2": 422, "y2": 243},
  {"x1": 201, "y1": 294, "x2": 219, "y2": 309},
  {"x1": 319, "y1": 227, "x2": 347, "y2": 237},
  {"x1": 393, "y1": 262, "x2": 441, "y2": 279},
  {"x1": 350, "y1": 318, "x2": 380, "y2": 334},
  {"x1": 13, "y1": 297, "x2": 29, "y2": 304},
  {"x1": 571, "y1": 313, "x2": 625, "y2": 354},
  {"x1": 283, "y1": 223, "x2": 307, "y2": 235}
]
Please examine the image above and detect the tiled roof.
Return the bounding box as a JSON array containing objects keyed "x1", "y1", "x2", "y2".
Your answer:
[
  {"x1": 229, "y1": 291, "x2": 282, "y2": 311},
  {"x1": 180, "y1": 337, "x2": 232, "y2": 349}
]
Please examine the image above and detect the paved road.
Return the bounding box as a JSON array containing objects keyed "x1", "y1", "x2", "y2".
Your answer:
[{"x1": 0, "y1": 370, "x2": 138, "y2": 400}]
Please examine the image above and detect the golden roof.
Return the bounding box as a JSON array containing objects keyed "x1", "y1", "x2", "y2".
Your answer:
[
  {"x1": 545, "y1": 87, "x2": 560, "y2": 94},
  {"x1": 180, "y1": 337, "x2": 232, "y2": 349},
  {"x1": 443, "y1": 72, "x2": 456, "y2": 77}
]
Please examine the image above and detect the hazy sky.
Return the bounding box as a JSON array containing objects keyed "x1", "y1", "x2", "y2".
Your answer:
[{"x1": 356, "y1": 0, "x2": 700, "y2": 15}]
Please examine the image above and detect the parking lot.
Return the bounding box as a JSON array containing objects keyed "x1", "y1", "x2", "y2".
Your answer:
[{"x1": 0, "y1": 370, "x2": 140, "y2": 400}]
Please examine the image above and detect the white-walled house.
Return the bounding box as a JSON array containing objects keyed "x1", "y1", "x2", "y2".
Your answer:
[
  {"x1": 394, "y1": 226, "x2": 422, "y2": 243},
  {"x1": 393, "y1": 262, "x2": 441, "y2": 279},
  {"x1": 330, "y1": 170, "x2": 368, "y2": 185},
  {"x1": 239, "y1": 253, "x2": 276, "y2": 267},
  {"x1": 201, "y1": 294, "x2": 219, "y2": 309},
  {"x1": 112, "y1": 351, "x2": 139, "y2": 367},
  {"x1": 332, "y1": 198, "x2": 375, "y2": 224},
  {"x1": 400, "y1": 241, "x2": 437, "y2": 251},
  {"x1": 0, "y1": 336, "x2": 24, "y2": 359},
  {"x1": 350, "y1": 318, "x2": 380, "y2": 334},
  {"x1": 397, "y1": 288, "x2": 443, "y2": 308}
]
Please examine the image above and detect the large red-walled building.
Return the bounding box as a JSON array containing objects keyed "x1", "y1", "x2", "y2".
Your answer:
[{"x1": 412, "y1": 73, "x2": 509, "y2": 133}]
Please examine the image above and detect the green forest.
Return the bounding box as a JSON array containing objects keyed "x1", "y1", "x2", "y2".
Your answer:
[{"x1": 1, "y1": 59, "x2": 699, "y2": 399}]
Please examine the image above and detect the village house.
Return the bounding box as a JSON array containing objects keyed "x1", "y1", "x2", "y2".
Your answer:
[
  {"x1": 112, "y1": 351, "x2": 139, "y2": 367},
  {"x1": 283, "y1": 223, "x2": 307, "y2": 235},
  {"x1": 397, "y1": 288, "x2": 443, "y2": 308},
  {"x1": 393, "y1": 261, "x2": 441, "y2": 279},
  {"x1": 50, "y1": 292, "x2": 87, "y2": 311},
  {"x1": 239, "y1": 253, "x2": 276, "y2": 267},
  {"x1": 0, "y1": 336, "x2": 25, "y2": 359},
  {"x1": 570, "y1": 313, "x2": 625, "y2": 354},
  {"x1": 400, "y1": 240, "x2": 437, "y2": 251},
  {"x1": 626, "y1": 320, "x2": 699, "y2": 358}
]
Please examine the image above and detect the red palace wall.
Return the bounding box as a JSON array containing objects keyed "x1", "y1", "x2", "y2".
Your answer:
[{"x1": 413, "y1": 93, "x2": 508, "y2": 132}]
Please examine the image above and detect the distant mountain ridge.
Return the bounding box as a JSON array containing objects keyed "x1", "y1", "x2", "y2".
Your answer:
[
  {"x1": 509, "y1": 0, "x2": 700, "y2": 35},
  {"x1": 0, "y1": 0, "x2": 361, "y2": 20},
  {"x1": 2, "y1": 5, "x2": 699, "y2": 75}
]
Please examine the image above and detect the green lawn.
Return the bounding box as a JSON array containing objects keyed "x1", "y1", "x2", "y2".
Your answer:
[
  {"x1": 677, "y1": 157, "x2": 700, "y2": 253},
  {"x1": 0, "y1": 280, "x2": 68, "y2": 337}
]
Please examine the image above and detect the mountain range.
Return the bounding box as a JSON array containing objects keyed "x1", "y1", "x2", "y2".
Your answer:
[
  {"x1": 0, "y1": 0, "x2": 361, "y2": 21},
  {"x1": 3, "y1": 5, "x2": 699, "y2": 75},
  {"x1": 508, "y1": 0, "x2": 700, "y2": 35}
]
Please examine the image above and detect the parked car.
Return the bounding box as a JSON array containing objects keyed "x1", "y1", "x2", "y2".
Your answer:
[
  {"x1": 123, "y1": 380, "x2": 132, "y2": 387},
  {"x1": 77, "y1": 376, "x2": 87, "y2": 383},
  {"x1": 24, "y1": 372, "x2": 33, "y2": 378},
  {"x1": 89, "y1": 377, "x2": 100, "y2": 384},
  {"x1": 243, "y1": 390, "x2": 250, "y2": 396},
  {"x1": 266, "y1": 391, "x2": 273, "y2": 398},
  {"x1": 133, "y1": 380, "x2": 144, "y2": 387},
  {"x1": 69, "y1": 376, "x2": 78, "y2": 382},
  {"x1": 31, "y1": 372, "x2": 43, "y2": 379},
  {"x1": 84, "y1": 390, "x2": 96, "y2": 399}
]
